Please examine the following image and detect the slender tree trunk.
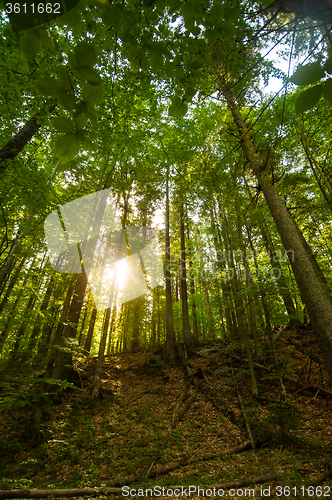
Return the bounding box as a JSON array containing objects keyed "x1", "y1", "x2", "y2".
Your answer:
[
  {"x1": 246, "y1": 224, "x2": 286, "y2": 399},
  {"x1": 49, "y1": 273, "x2": 88, "y2": 384},
  {"x1": 84, "y1": 305, "x2": 97, "y2": 353},
  {"x1": 107, "y1": 306, "x2": 117, "y2": 355},
  {"x1": 43, "y1": 276, "x2": 76, "y2": 377},
  {"x1": 0, "y1": 255, "x2": 27, "y2": 313},
  {"x1": 26, "y1": 276, "x2": 55, "y2": 354},
  {"x1": 222, "y1": 86, "x2": 332, "y2": 382},
  {"x1": 78, "y1": 308, "x2": 88, "y2": 346},
  {"x1": 92, "y1": 306, "x2": 111, "y2": 398},
  {"x1": 165, "y1": 166, "x2": 176, "y2": 359},
  {"x1": 131, "y1": 297, "x2": 142, "y2": 352},
  {"x1": 196, "y1": 228, "x2": 215, "y2": 340},
  {"x1": 260, "y1": 222, "x2": 297, "y2": 326},
  {"x1": 151, "y1": 291, "x2": 157, "y2": 346},
  {"x1": 36, "y1": 280, "x2": 65, "y2": 359},
  {"x1": 236, "y1": 213, "x2": 258, "y2": 342},
  {"x1": 220, "y1": 206, "x2": 258, "y2": 395},
  {"x1": 211, "y1": 207, "x2": 233, "y2": 336},
  {"x1": 180, "y1": 204, "x2": 196, "y2": 350}
]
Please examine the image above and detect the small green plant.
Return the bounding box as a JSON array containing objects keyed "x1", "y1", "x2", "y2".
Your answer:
[
  {"x1": 251, "y1": 402, "x2": 301, "y2": 444},
  {"x1": 144, "y1": 353, "x2": 166, "y2": 372}
]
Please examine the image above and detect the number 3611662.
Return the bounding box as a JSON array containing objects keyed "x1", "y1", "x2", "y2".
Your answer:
[{"x1": 5, "y1": 3, "x2": 61, "y2": 13}]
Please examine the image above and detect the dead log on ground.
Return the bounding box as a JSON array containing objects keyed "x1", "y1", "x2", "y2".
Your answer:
[{"x1": 0, "y1": 471, "x2": 280, "y2": 498}]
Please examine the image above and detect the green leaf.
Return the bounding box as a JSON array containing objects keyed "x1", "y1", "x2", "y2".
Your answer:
[
  {"x1": 130, "y1": 59, "x2": 140, "y2": 73},
  {"x1": 224, "y1": 6, "x2": 241, "y2": 23},
  {"x1": 175, "y1": 65, "x2": 185, "y2": 80},
  {"x1": 291, "y1": 62, "x2": 325, "y2": 86},
  {"x1": 102, "y1": 5, "x2": 123, "y2": 31},
  {"x1": 205, "y1": 28, "x2": 217, "y2": 45},
  {"x1": 81, "y1": 83, "x2": 104, "y2": 104},
  {"x1": 55, "y1": 133, "x2": 80, "y2": 162},
  {"x1": 74, "y1": 42, "x2": 97, "y2": 67},
  {"x1": 77, "y1": 66, "x2": 102, "y2": 84},
  {"x1": 58, "y1": 91, "x2": 76, "y2": 111},
  {"x1": 323, "y1": 57, "x2": 332, "y2": 75},
  {"x1": 168, "y1": 104, "x2": 179, "y2": 116},
  {"x1": 209, "y1": 1, "x2": 225, "y2": 25},
  {"x1": 20, "y1": 31, "x2": 40, "y2": 58},
  {"x1": 52, "y1": 116, "x2": 76, "y2": 133},
  {"x1": 178, "y1": 102, "x2": 188, "y2": 116},
  {"x1": 151, "y1": 53, "x2": 164, "y2": 72},
  {"x1": 57, "y1": 66, "x2": 71, "y2": 91},
  {"x1": 68, "y1": 51, "x2": 78, "y2": 69},
  {"x1": 191, "y1": 25, "x2": 200, "y2": 36},
  {"x1": 191, "y1": 59, "x2": 204, "y2": 70},
  {"x1": 35, "y1": 76, "x2": 61, "y2": 97},
  {"x1": 221, "y1": 21, "x2": 236, "y2": 36},
  {"x1": 37, "y1": 29, "x2": 53, "y2": 48},
  {"x1": 295, "y1": 85, "x2": 323, "y2": 113},
  {"x1": 168, "y1": 99, "x2": 188, "y2": 117},
  {"x1": 184, "y1": 86, "x2": 197, "y2": 97},
  {"x1": 323, "y1": 78, "x2": 332, "y2": 103},
  {"x1": 86, "y1": 106, "x2": 98, "y2": 123},
  {"x1": 77, "y1": 114, "x2": 88, "y2": 129},
  {"x1": 172, "y1": 95, "x2": 182, "y2": 106},
  {"x1": 80, "y1": 131, "x2": 97, "y2": 152},
  {"x1": 140, "y1": 55, "x2": 150, "y2": 72}
]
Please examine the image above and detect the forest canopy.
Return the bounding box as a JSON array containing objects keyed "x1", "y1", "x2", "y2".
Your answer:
[{"x1": 1, "y1": 0, "x2": 332, "y2": 401}]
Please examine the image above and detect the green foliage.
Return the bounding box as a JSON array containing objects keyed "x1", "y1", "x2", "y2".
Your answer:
[
  {"x1": 295, "y1": 85, "x2": 323, "y2": 113},
  {"x1": 249, "y1": 403, "x2": 301, "y2": 444},
  {"x1": 291, "y1": 48, "x2": 332, "y2": 112},
  {"x1": 291, "y1": 63, "x2": 325, "y2": 86},
  {"x1": 54, "y1": 133, "x2": 80, "y2": 162},
  {"x1": 144, "y1": 353, "x2": 166, "y2": 371}
]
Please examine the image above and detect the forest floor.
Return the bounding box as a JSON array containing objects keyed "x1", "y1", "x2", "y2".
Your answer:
[{"x1": 1, "y1": 327, "x2": 332, "y2": 499}]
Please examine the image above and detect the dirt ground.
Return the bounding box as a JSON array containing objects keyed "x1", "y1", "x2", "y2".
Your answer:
[{"x1": 1, "y1": 327, "x2": 332, "y2": 499}]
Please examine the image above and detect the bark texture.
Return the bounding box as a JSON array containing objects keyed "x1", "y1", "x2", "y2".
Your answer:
[
  {"x1": 0, "y1": 104, "x2": 56, "y2": 172},
  {"x1": 223, "y1": 86, "x2": 332, "y2": 382}
]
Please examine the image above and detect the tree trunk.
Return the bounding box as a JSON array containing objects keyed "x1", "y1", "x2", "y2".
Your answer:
[
  {"x1": 180, "y1": 204, "x2": 196, "y2": 350},
  {"x1": 91, "y1": 306, "x2": 111, "y2": 398},
  {"x1": 0, "y1": 255, "x2": 27, "y2": 314},
  {"x1": 0, "y1": 103, "x2": 56, "y2": 172},
  {"x1": 236, "y1": 213, "x2": 258, "y2": 342},
  {"x1": 131, "y1": 297, "x2": 142, "y2": 352},
  {"x1": 223, "y1": 86, "x2": 332, "y2": 382},
  {"x1": 165, "y1": 166, "x2": 176, "y2": 359},
  {"x1": 46, "y1": 273, "x2": 87, "y2": 386},
  {"x1": 107, "y1": 306, "x2": 117, "y2": 355},
  {"x1": 247, "y1": 224, "x2": 286, "y2": 400},
  {"x1": 26, "y1": 275, "x2": 55, "y2": 354},
  {"x1": 0, "y1": 256, "x2": 36, "y2": 353},
  {"x1": 260, "y1": 222, "x2": 297, "y2": 326},
  {"x1": 210, "y1": 207, "x2": 234, "y2": 337},
  {"x1": 219, "y1": 205, "x2": 258, "y2": 395},
  {"x1": 84, "y1": 306, "x2": 97, "y2": 353},
  {"x1": 196, "y1": 228, "x2": 215, "y2": 340}
]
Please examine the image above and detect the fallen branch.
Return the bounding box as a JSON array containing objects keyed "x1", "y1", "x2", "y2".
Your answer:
[
  {"x1": 230, "y1": 364, "x2": 255, "y2": 450},
  {"x1": 0, "y1": 471, "x2": 280, "y2": 498},
  {"x1": 296, "y1": 385, "x2": 332, "y2": 398},
  {"x1": 95, "y1": 440, "x2": 256, "y2": 487},
  {"x1": 230, "y1": 354, "x2": 298, "y2": 383}
]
